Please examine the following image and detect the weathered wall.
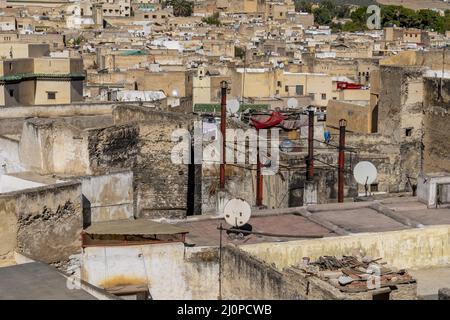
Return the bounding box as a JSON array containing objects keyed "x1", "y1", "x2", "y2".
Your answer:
[
  {"x1": 81, "y1": 243, "x2": 219, "y2": 300},
  {"x1": 326, "y1": 101, "x2": 370, "y2": 134},
  {"x1": 423, "y1": 78, "x2": 450, "y2": 173},
  {"x1": 87, "y1": 124, "x2": 139, "y2": 175},
  {"x1": 241, "y1": 225, "x2": 450, "y2": 270},
  {"x1": 0, "y1": 182, "x2": 83, "y2": 263},
  {"x1": 113, "y1": 105, "x2": 197, "y2": 219},
  {"x1": 0, "y1": 135, "x2": 21, "y2": 174},
  {"x1": 80, "y1": 170, "x2": 134, "y2": 225}
]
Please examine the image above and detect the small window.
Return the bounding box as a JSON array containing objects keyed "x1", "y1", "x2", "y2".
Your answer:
[
  {"x1": 295, "y1": 85, "x2": 304, "y2": 95},
  {"x1": 152, "y1": 15, "x2": 157, "y2": 18},
  {"x1": 285, "y1": 85, "x2": 289, "y2": 92},
  {"x1": 277, "y1": 81, "x2": 281, "y2": 87},
  {"x1": 47, "y1": 92, "x2": 56, "y2": 100},
  {"x1": 144, "y1": 15, "x2": 149, "y2": 18},
  {"x1": 370, "y1": 183, "x2": 379, "y2": 192},
  {"x1": 405, "y1": 128, "x2": 413, "y2": 136},
  {"x1": 321, "y1": 93, "x2": 327, "y2": 100},
  {"x1": 8, "y1": 89, "x2": 14, "y2": 97}
]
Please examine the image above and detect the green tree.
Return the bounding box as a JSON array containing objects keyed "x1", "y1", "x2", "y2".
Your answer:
[
  {"x1": 313, "y1": 6, "x2": 333, "y2": 25},
  {"x1": 295, "y1": 0, "x2": 313, "y2": 13},
  {"x1": 166, "y1": 0, "x2": 193, "y2": 17},
  {"x1": 202, "y1": 12, "x2": 221, "y2": 26}
]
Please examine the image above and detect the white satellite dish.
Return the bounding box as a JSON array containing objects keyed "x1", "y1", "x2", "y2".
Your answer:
[
  {"x1": 224, "y1": 198, "x2": 251, "y2": 228},
  {"x1": 353, "y1": 161, "x2": 378, "y2": 185},
  {"x1": 226, "y1": 99, "x2": 240, "y2": 114},
  {"x1": 287, "y1": 98, "x2": 299, "y2": 109}
]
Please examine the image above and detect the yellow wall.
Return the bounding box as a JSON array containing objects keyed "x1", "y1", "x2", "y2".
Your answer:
[
  {"x1": 241, "y1": 225, "x2": 450, "y2": 270},
  {"x1": 34, "y1": 81, "x2": 72, "y2": 105},
  {"x1": 326, "y1": 100, "x2": 371, "y2": 134}
]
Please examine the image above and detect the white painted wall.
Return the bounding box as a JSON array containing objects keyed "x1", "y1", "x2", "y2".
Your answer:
[{"x1": 82, "y1": 243, "x2": 218, "y2": 300}]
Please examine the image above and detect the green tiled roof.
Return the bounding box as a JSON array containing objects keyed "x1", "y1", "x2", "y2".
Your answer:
[
  {"x1": 194, "y1": 103, "x2": 270, "y2": 113},
  {"x1": 0, "y1": 73, "x2": 85, "y2": 82}
]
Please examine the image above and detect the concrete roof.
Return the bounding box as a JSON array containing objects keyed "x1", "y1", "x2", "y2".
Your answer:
[
  {"x1": 0, "y1": 262, "x2": 96, "y2": 300},
  {"x1": 85, "y1": 219, "x2": 189, "y2": 235},
  {"x1": 175, "y1": 196, "x2": 450, "y2": 247},
  {"x1": 176, "y1": 213, "x2": 335, "y2": 247}
]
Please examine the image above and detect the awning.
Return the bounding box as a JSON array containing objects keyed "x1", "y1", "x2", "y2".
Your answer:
[{"x1": 84, "y1": 219, "x2": 189, "y2": 236}]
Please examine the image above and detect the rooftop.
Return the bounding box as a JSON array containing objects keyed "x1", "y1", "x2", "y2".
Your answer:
[
  {"x1": 174, "y1": 196, "x2": 450, "y2": 247},
  {"x1": 0, "y1": 262, "x2": 96, "y2": 300}
]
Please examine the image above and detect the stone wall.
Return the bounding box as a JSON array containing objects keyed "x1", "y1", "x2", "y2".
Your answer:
[
  {"x1": 423, "y1": 78, "x2": 450, "y2": 174},
  {"x1": 221, "y1": 245, "x2": 415, "y2": 300},
  {"x1": 0, "y1": 182, "x2": 83, "y2": 264},
  {"x1": 113, "y1": 105, "x2": 199, "y2": 219},
  {"x1": 87, "y1": 125, "x2": 139, "y2": 175}
]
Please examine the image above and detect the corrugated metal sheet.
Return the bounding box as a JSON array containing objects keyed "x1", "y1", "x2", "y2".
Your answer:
[{"x1": 84, "y1": 219, "x2": 189, "y2": 235}]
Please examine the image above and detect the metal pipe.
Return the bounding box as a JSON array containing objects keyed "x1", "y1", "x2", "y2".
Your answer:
[
  {"x1": 218, "y1": 223, "x2": 223, "y2": 300},
  {"x1": 307, "y1": 109, "x2": 314, "y2": 181},
  {"x1": 220, "y1": 81, "x2": 228, "y2": 189},
  {"x1": 338, "y1": 119, "x2": 347, "y2": 203},
  {"x1": 256, "y1": 129, "x2": 263, "y2": 206}
]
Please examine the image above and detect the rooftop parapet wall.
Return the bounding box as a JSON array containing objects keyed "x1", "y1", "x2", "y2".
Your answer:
[
  {"x1": 240, "y1": 225, "x2": 450, "y2": 270},
  {"x1": 0, "y1": 181, "x2": 83, "y2": 264}
]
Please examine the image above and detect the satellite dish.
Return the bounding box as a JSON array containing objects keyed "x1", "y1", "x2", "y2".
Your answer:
[
  {"x1": 224, "y1": 198, "x2": 251, "y2": 228},
  {"x1": 353, "y1": 161, "x2": 377, "y2": 185},
  {"x1": 287, "y1": 98, "x2": 298, "y2": 109},
  {"x1": 226, "y1": 99, "x2": 240, "y2": 114}
]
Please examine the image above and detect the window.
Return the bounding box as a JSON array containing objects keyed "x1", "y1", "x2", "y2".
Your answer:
[
  {"x1": 321, "y1": 93, "x2": 327, "y2": 100},
  {"x1": 285, "y1": 85, "x2": 289, "y2": 92},
  {"x1": 144, "y1": 15, "x2": 149, "y2": 18},
  {"x1": 277, "y1": 81, "x2": 281, "y2": 87},
  {"x1": 8, "y1": 89, "x2": 14, "y2": 97},
  {"x1": 153, "y1": 15, "x2": 157, "y2": 18},
  {"x1": 47, "y1": 92, "x2": 56, "y2": 100},
  {"x1": 370, "y1": 183, "x2": 379, "y2": 192},
  {"x1": 295, "y1": 85, "x2": 303, "y2": 95},
  {"x1": 405, "y1": 128, "x2": 413, "y2": 136}
]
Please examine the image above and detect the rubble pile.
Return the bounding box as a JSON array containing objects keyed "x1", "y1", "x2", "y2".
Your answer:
[{"x1": 298, "y1": 255, "x2": 416, "y2": 292}]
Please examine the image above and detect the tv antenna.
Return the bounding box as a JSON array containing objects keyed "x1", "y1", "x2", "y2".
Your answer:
[{"x1": 353, "y1": 161, "x2": 378, "y2": 197}]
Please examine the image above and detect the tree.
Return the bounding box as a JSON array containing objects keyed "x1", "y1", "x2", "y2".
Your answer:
[
  {"x1": 313, "y1": 7, "x2": 333, "y2": 25},
  {"x1": 295, "y1": 0, "x2": 313, "y2": 13},
  {"x1": 167, "y1": 0, "x2": 193, "y2": 17},
  {"x1": 202, "y1": 12, "x2": 221, "y2": 26}
]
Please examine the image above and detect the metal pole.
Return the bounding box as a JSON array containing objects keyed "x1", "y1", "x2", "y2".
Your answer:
[
  {"x1": 220, "y1": 81, "x2": 228, "y2": 189},
  {"x1": 338, "y1": 119, "x2": 347, "y2": 203},
  {"x1": 307, "y1": 109, "x2": 314, "y2": 181},
  {"x1": 256, "y1": 129, "x2": 263, "y2": 207},
  {"x1": 218, "y1": 223, "x2": 223, "y2": 300}
]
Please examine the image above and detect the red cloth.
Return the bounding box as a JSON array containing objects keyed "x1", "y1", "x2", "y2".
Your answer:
[
  {"x1": 251, "y1": 111, "x2": 287, "y2": 129},
  {"x1": 337, "y1": 82, "x2": 363, "y2": 90}
]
